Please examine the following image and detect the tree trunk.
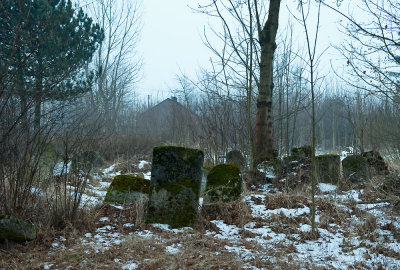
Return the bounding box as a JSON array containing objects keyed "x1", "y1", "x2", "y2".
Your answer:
[
  {"x1": 254, "y1": 0, "x2": 281, "y2": 165},
  {"x1": 34, "y1": 59, "x2": 43, "y2": 135}
]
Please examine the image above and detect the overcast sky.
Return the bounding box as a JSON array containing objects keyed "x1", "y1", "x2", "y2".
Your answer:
[
  {"x1": 136, "y1": 1, "x2": 210, "y2": 99},
  {"x1": 135, "y1": 1, "x2": 350, "y2": 100}
]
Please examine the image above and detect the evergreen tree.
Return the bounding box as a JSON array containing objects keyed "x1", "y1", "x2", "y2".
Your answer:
[{"x1": 0, "y1": 0, "x2": 104, "y2": 132}]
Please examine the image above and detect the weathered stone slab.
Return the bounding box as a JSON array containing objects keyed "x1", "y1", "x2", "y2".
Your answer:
[
  {"x1": 204, "y1": 163, "x2": 242, "y2": 203},
  {"x1": 146, "y1": 146, "x2": 204, "y2": 228},
  {"x1": 342, "y1": 154, "x2": 369, "y2": 182},
  {"x1": 316, "y1": 154, "x2": 340, "y2": 184},
  {"x1": 0, "y1": 214, "x2": 37, "y2": 242},
  {"x1": 105, "y1": 175, "x2": 150, "y2": 204}
]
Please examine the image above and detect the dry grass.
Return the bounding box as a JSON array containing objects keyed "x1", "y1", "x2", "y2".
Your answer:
[
  {"x1": 198, "y1": 199, "x2": 252, "y2": 230},
  {"x1": 316, "y1": 197, "x2": 352, "y2": 227},
  {"x1": 262, "y1": 193, "x2": 309, "y2": 209},
  {"x1": 102, "y1": 155, "x2": 152, "y2": 176},
  {"x1": 2, "y1": 155, "x2": 400, "y2": 270},
  {"x1": 0, "y1": 227, "x2": 244, "y2": 270}
]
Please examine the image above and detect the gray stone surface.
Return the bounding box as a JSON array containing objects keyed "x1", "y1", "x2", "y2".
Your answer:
[{"x1": 146, "y1": 146, "x2": 204, "y2": 228}]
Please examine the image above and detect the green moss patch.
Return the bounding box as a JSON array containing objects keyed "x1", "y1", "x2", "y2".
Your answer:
[
  {"x1": 204, "y1": 163, "x2": 242, "y2": 203},
  {"x1": 105, "y1": 175, "x2": 150, "y2": 204},
  {"x1": 153, "y1": 146, "x2": 203, "y2": 167},
  {"x1": 203, "y1": 165, "x2": 212, "y2": 171},
  {"x1": 37, "y1": 143, "x2": 60, "y2": 178},
  {"x1": 316, "y1": 154, "x2": 340, "y2": 184}
]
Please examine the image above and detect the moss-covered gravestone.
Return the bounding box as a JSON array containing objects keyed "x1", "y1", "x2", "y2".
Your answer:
[
  {"x1": 362, "y1": 151, "x2": 388, "y2": 175},
  {"x1": 342, "y1": 154, "x2": 369, "y2": 182},
  {"x1": 105, "y1": 175, "x2": 150, "y2": 204},
  {"x1": 316, "y1": 154, "x2": 340, "y2": 184},
  {"x1": 204, "y1": 164, "x2": 241, "y2": 203},
  {"x1": 226, "y1": 150, "x2": 246, "y2": 170},
  {"x1": 146, "y1": 146, "x2": 204, "y2": 228},
  {"x1": 0, "y1": 214, "x2": 37, "y2": 242}
]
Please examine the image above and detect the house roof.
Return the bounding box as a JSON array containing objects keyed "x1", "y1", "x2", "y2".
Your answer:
[{"x1": 138, "y1": 97, "x2": 197, "y2": 119}]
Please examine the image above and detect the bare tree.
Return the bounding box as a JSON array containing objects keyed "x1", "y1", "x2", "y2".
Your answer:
[
  {"x1": 87, "y1": 0, "x2": 142, "y2": 133},
  {"x1": 197, "y1": 0, "x2": 282, "y2": 168},
  {"x1": 297, "y1": 0, "x2": 323, "y2": 237},
  {"x1": 324, "y1": 0, "x2": 400, "y2": 104}
]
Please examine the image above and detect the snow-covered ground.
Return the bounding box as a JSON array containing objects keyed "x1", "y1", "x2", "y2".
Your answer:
[{"x1": 17, "y1": 158, "x2": 400, "y2": 269}]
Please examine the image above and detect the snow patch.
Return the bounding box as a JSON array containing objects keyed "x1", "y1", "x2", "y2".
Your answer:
[
  {"x1": 138, "y1": 160, "x2": 150, "y2": 169},
  {"x1": 122, "y1": 262, "x2": 139, "y2": 270},
  {"x1": 151, "y1": 223, "x2": 191, "y2": 233},
  {"x1": 318, "y1": 183, "x2": 337, "y2": 193},
  {"x1": 208, "y1": 220, "x2": 241, "y2": 240},
  {"x1": 99, "y1": 217, "x2": 110, "y2": 222},
  {"x1": 165, "y1": 243, "x2": 182, "y2": 254}
]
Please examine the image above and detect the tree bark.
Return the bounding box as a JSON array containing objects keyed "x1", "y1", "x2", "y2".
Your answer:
[{"x1": 254, "y1": 0, "x2": 281, "y2": 165}]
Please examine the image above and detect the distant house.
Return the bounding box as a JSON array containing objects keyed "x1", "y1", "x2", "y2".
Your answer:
[{"x1": 136, "y1": 97, "x2": 202, "y2": 145}]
